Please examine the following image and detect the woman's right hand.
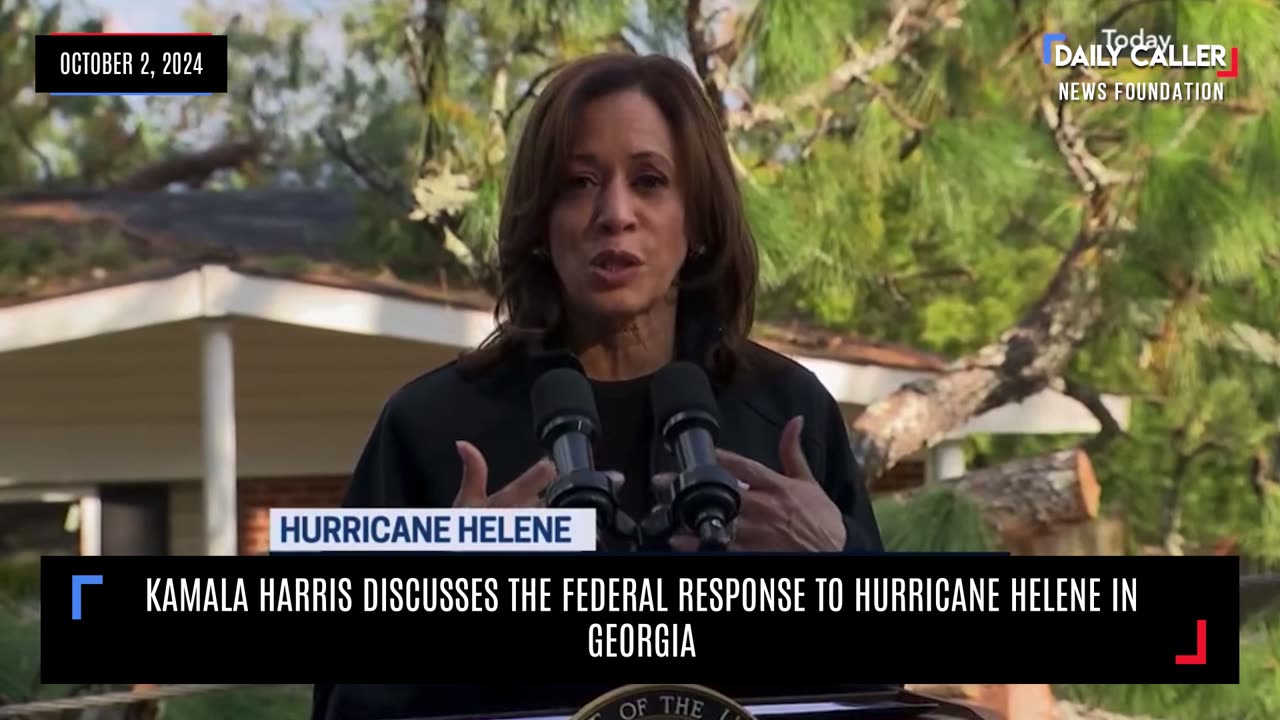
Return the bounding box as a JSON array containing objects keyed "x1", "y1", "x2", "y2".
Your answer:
[{"x1": 452, "y1": 440, "x2": 556, "y2": 508}]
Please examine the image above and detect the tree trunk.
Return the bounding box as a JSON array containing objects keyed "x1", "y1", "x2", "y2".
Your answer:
[
  {"x1": 1160, "y1": 451, "x2": 1191, "y2": 556},
  {"x1": 851, "y1": 234, "x2": 1107, "y2": 481},
  {"x1": 849, "y1": 82, "x2": 1128, "y2": 484},
  {"x1": 908, "y1": 447, "x2": 1102, "y2": 541},
  {"x1": 414, "y1": 0, "x2": 450, "y2": 173}
]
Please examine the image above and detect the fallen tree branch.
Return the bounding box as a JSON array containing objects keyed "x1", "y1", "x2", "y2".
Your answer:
[
  {"x1": 109, "y1": 140, "x2": 260, "y2": 191},
  {"x1": 863, "y1": 75, "x2": 927, "y2": 131},
  {"x1": 685, "y1": 0, "x2": 724, "y2": 124},
  {"x1": 852, "y1": 229, "x2": 1108, "y2": 478},
  {"x1": 1062, "y1": 377, "x2": 1126, "y2": 453},
  {"x1": 1038, "y1": 96, "x2": 1134, "y2": 193},
  {"x1": 850, "y1": 51, "x2": 1133, "y2": 480},
  {"x1": 891, "y1": 447, "x2": 1101, "y2": 541},
  {"x1": 7, "y1": 108, "x2": 55, "y2": 180},
  {"x1": 404, "y1": 23, "x2": 431, "y2": 107}
]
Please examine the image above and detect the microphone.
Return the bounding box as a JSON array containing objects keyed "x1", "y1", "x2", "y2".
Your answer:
[
  {"x1": 530, "y1": 367, "x2": 621, "y2": 533},
  {"x1": 650, "y1": 361, "x2": 741, "y2": 551}
]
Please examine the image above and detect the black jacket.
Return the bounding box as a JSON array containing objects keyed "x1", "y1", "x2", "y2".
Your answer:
[
  {"x1": 313, "y1": 319, "x2": 885, "y2": 719},
  {"x1": 340, "y1": 341, "x2": 882, "y2": 547}
]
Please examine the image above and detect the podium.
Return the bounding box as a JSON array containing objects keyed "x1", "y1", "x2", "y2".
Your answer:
[
  {"x1": 734, "y1": 690, "x2": 991, "y2": 719},
  {"x1": 394, "y1": 687, "x2": 991, "y2": 720}
]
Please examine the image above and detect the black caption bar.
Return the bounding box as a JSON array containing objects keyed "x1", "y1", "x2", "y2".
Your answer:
[
  {"x1": 41, "y1": 554, "x2": 1238, "y2": 684},
  {"x1": 33, "y1": 34, "x2": 227, "y2": 94}
]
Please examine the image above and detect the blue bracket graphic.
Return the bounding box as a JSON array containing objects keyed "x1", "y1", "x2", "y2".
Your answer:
[
  {"x1": 71, "y1": 575, "x2": 103, "y2": 620},
  {"x1": 1043, "y1": 33, "x2": 1067, "y2": 64}
]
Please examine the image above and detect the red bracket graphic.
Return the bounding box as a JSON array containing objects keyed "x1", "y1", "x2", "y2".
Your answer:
[
  {"x1": 1175, "y1": 619, "x2": 1207, "y2": 665},
  {"x1": 1217, "y1": 48, "x2": 1239, "y2": 78}
]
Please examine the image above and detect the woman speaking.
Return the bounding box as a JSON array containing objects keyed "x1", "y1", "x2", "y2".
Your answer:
[{"x1": 315, "y1": 51, "x2": 885, "y2": 719}]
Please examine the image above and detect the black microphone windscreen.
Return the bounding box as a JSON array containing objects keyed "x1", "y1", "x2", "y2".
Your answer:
[
  {"x1": 650, "y1": 361, "x2": 721, "y2": 433},
  {"x1": 530, "y1": 367, "x2": 601, "y2": 439}
]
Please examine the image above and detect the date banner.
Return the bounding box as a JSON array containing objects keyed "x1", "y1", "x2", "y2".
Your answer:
[{"x1": 33, "y1": 33, "x2": 228, "y2": 95}]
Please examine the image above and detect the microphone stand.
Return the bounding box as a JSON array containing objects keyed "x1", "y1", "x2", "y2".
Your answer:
[
  {"x1": 672, "y1": 464, "x2": 738, "y2": 551},
  {"x1": 630, "y1": 473, "x2": 737, "y2": 552},
  {"x1": 549, "y1": 489, "x2": 734, "y2": 552},
  {"x1": 543, "y1": 468, "x2": 641, "y2": 549},
  {"x1": 636, "y1": 503, "x2": 675, "y2": 551}
]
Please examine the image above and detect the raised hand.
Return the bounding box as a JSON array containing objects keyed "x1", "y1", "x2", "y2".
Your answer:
[
  {"x1": 668, "y1": 416, "x2": 846, "y2": 552},
  {"x1": 452, "y1": 441, "x2": 555, "y2": 508}
]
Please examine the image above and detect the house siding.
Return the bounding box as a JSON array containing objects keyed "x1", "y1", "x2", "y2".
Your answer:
[
  {"x1": 0, "y1": 317, "x2": 457, "y2": 485},
  {"x1": 168, "y1": 481, "x2": 205, "y2": 555}
]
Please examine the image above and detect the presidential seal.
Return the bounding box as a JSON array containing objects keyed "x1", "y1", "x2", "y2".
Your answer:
[{"x1": 571, "y1": 685, "x2": 755, "y2": 720}]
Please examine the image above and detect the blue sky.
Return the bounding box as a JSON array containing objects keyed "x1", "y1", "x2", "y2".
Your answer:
[
  {"x1": 84, "y1": 0, "x2": 345, "y2": 61},
  {"x1": 88, "y1": 0, "x2": 188, "y2": 32},
  {"x1": 72, "y1": 0, "x2": 348, "y2": 144},
  {"x1": 89, "y1": 0, "x2": 320, "y2": 33}
]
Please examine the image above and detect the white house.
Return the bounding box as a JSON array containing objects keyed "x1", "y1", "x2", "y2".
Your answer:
[{"x1": 0, "y1": 191, "x2": 1129, "y2": 558}]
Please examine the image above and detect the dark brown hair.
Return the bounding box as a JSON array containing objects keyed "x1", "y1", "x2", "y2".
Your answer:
[{"x1": 459, "y1": 52, "x2": 759, "y2": 383}]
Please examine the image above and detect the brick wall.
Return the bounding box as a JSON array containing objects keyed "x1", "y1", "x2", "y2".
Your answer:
[{"x1": 238, "y1": 476, "x2": 348, "y2": 555}]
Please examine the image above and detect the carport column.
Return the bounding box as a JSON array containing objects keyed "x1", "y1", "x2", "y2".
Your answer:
[
  {"x1": 201, "y1": 319, "x2": 238, "y2": 556},
  {"x1": 926, "y1": 438, "x2": 967, "y2": 483},
  {"x1": 78, "y1": 492, "x2": 101, "y2": 556}
]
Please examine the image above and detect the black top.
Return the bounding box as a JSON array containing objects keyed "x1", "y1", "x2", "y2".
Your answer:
[
  {"x1": 590, "y1": 374, "x2": 656, "y2": 526},
  {"x1": 312, "y1": 315, "x2": 890, "y2": 720}
]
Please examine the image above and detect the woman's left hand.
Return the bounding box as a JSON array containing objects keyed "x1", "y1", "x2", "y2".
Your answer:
[{"x1": 670, "y1": 416, "x2": 847, "y2": 552}]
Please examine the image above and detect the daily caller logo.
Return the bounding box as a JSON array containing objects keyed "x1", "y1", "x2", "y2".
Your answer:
[{"x1": 1044, "y1": 29, "x2": 1238, "y2": 104}]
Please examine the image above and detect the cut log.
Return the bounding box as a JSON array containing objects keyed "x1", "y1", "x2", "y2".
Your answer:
[
  {"x1": 1010, "y1": 515, "x2": 1126, "y2": 557},
  {"x1": 850, "y1": 234, "x2": 1106, "y2": 482},
  {"x1": 913, "y1": 447, "x2": 1101, "y2": 541}
]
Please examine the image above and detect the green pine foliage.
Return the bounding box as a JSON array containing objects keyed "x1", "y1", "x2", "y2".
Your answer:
[
  {"x1": 873, "y1": 485, "x2": 997, "y2": 554},
  {"x1": 749, "y1": 0, "x2": 869, "y2": 101}
]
